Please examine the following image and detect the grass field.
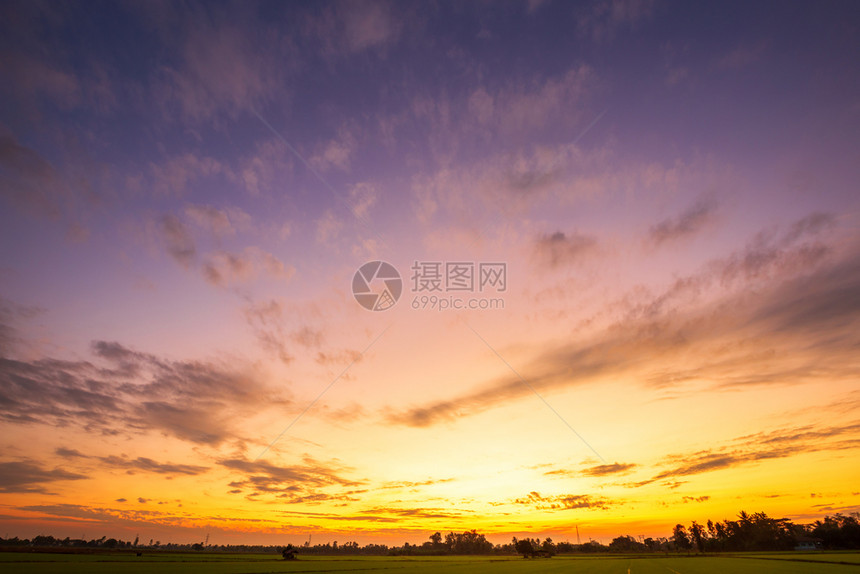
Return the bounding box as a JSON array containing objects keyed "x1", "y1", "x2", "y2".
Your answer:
[{"x1": 2, "y1": 552, "x2": 860, "y2": 573}]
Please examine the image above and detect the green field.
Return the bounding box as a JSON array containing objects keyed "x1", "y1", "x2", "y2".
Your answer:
[{"x1": 2, "y1": 552, "x2": 860, "y2": 573}]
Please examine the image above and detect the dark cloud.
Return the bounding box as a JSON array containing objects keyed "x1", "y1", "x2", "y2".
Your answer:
[
  {"x1": 91, "y1": 340, "x2": 143, "y2": 363},
  {"x1": 387, "y1": 215, "x2": 858, "y2": 427},
  {"x1": 534, "y1": 231, "x2": 597, "y2": 267},
  {"x1": 219, "y1": 457, "x2": 364, "y2": 501},
  {"x1": 140, "y1": 401, "x2": 227, "y2": 445},
  {"x1": 54, "y1": 447, "x2": 87, "y2": 458},
  {"x1": 96, "y1": 455, "x2": 207, "y2": 476},
  {"x1": 0, "y1": 356, "x2": 124, "y2": 427},
  {"x1": 0, "y1": 339, "x2": 285, "y2": 446},
  {"x1": 512, "y1": 491, "x2": 613, "y2": 511},
  {"x1": 682, "y1": 495, "x2": 710, "y2": 503},
  {"x1": 649, "y1": 198, "x2": 718, "y2": 245},
  {"x1": 0, "y1": 461, "x2": 87, "y2": 493},
  {"x1": 91, "y1": 340, "x2": 149, "y2": 377},
  {"x1": 654, "y1": 454, "x2": 744, "y2": 480},
  {"x1": 581, "y1": 462, "x2": 637, "y2": 477}
]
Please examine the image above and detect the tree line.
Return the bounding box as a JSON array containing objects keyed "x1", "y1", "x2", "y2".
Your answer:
[
  {"x1": 2, "y1": 511, "x2": 858, "y2": 556},
  {"x1": 669, "y1": 511, "x2": 860, "y2": 552}
]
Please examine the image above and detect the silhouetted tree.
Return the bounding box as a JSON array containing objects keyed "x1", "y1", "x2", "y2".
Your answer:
[
  {"x1": 811, "y1": 513, "x2": 860, "y2": 549},
  {"x1": 689, "y1": 521, "x2": 705, "y2": 553},
  {"x1": 672, "y1": 524, "x2": 692, "y2": 551},
  {"x1": 541, "y1": 537, "x2": 556, "y2": 554},
  {"x1": 609, "y1": 535, "x2": 646, "y2": 552},
  {"x1": 514, "y1": 538, "x2": 535, "y2": 558}
]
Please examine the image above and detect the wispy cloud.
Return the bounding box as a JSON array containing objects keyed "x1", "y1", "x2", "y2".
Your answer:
[
  {"x1": 149, "y1": 153, "x2": 224, "y2": 196},
  {"x1": 653, "y1": 420, "x2": 860, "y2": 480},
  {"x1": 184, "y1": 204, "x2": 251, "y2": 237},
  {"x1": 158, "y1": 213, "x2": 196, "y2": 268},
  {"x1": 305, "y1": 0, "x2": 403, "y2": 58},
  {"x1": 150, "y1": 5, "x2": 293, "y2": 122},
  {"x1": 649, "y1": 198, "x2": 718, "y2": 246},
  {"x1": 242, "y1": 298, "x2": 330, "y2": 365},
  {"x1": 154, "y1": 210, "x2": 293, "y2": 288},
  {"x1": 202, "y1": 247, "x2": 294, "y2": 287},
  {"x1": 577, "y1": 0, "x2": 655, "y2": 43},
  {"x1": 310, "y1": 126, "x2": 357, "y2": 173}
]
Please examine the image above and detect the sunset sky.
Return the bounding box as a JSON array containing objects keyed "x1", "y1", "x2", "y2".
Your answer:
[{"x1": 1, "y1": 0, "x2": 859, "y2": 546}]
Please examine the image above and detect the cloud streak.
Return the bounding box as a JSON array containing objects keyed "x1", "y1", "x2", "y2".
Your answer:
[
  {"x1": 388, "y1": 214, "x2": 857, "y2": 427},
  {"x1": 0, "y1": 461, "x2": 87, "y2": 494}
]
